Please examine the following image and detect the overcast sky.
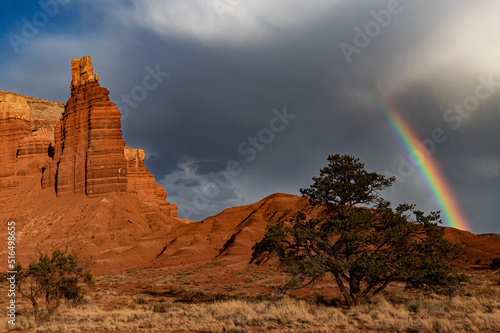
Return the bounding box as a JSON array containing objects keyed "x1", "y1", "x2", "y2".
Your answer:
[{"x1": 1, "y1": 0, "x2": 499, "y2": 233}]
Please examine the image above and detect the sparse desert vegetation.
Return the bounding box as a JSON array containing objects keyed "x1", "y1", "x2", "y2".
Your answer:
[
  {"x1": 1, "y1": 291, "x2": 499, "y2": 332},
  {"x1": 490, "y1": 258, "x2": 500, "y2": 270},
  {"x1": 1, "y1": 266, "x2": 499, "y2": 332}
]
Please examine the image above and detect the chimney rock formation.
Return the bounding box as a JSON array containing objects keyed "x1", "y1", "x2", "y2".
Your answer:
[
  {"x1": 43, "y1": 55, "x2": 128, "y2": 196},
  {"x1": 0, "y1": 55, "x2": 177, "y2": 216}
]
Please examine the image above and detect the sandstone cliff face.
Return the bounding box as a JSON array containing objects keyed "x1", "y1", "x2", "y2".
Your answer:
[
  {"x1": 1, "y1": 55, "x2": 177, "y2": 212},
  {"x1": 125, "y1": 147, "x2": 178, "y2": 217},
  {"x1": 0, "y1": 93, "x2": 31, "y2": 194},
  {"x1": 125, "y1": 147, "x2": 156, "y2": 196},
  {"x1": 43, "y1": 55, "x2": 128, "y2": 196},
  {"x1": 0, "y1": 91, "x2": 63, "y2": 196},
  {"x1": 0, "y1": 56, "x2": 181, "y2": 272},
  {"x1": 0, "y1": 92, "x2": 31, "y2": 120},
  {"x1": 37, "y1": 55, "x2": 177, "y2": 216}
]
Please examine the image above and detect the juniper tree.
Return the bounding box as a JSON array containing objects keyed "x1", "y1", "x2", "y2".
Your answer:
[
  {"x1": 252, "y1": 154, "x2": 467, "y2": 306},
  {"x1": 3, "y1": 249, "x2": 94, "y2": 321}
]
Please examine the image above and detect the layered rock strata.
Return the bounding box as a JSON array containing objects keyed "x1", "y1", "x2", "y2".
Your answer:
[
  {"x1": 55, "y1": 55, "x2": 178, "y2": 213},
  {"x1": 0, "y1": 91, "x2": 63, "y2": 195},
  {"x1": 43, "y1": 55, "x2": 128, "y2": 196},
  {"x1": 125, "y1": 147, "x2": 178, "y2": 216},
  {"x1": 0, "y1": 93, "x2": 31, "y2": 193},
  {"x1": 1, "y1": 55, "x2": 177, "y2": 216}
]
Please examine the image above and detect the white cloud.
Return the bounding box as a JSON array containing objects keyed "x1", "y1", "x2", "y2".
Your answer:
[
  {"x1": 386, "y1": 1, "x2": 500, "y2": 92},
  {"x1": 127, "y1": 0, "x2": 338, "y2": 44}
]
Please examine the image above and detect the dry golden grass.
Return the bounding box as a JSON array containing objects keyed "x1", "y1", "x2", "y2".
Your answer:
[
  {"x1": 350, "y1": 293, "x2": 500, "y2": 332},
  {"x1": 0, "y1": 297, "x2": 349, "y2": 332},
  {"x1": 1, "y1": 291, "x2": 500, "y2": 332},
  {"x1": 1, "y1": 268, "x2": 499, "y2": 332}
]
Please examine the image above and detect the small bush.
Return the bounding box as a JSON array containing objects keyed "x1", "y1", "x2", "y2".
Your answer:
[
  {"x1": 474, "y1": 285, "x2": 490, "y2": 296},
  {"x1": 490, "y1": 258, "x2": 500, "y2": 270},
  {"x1": 153, "y1": 303, "x2": 168, "y2": 313},
  {"x1": 135, "y1": 295, "x2": 149, "y2": 305},
  {"x1": 314, "y1": 293, "x2": 340, "y2": 307},
  {"x1": 153, "y1": 302, "x2": 183, "y2": 313}
]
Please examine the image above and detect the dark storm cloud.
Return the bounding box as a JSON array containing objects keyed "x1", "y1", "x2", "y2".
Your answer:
[{"x1": 0, "y1": 0, "x2": 499, "y2": 231}]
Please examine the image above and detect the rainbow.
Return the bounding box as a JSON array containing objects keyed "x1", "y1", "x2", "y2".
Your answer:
[{"x1": 375, "y1": 91, "x2": 470, "y2": 231}]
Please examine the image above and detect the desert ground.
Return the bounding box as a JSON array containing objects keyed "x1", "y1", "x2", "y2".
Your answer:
[{"x1": 1, "y1": 258, "x2": 499, "y2": 333}]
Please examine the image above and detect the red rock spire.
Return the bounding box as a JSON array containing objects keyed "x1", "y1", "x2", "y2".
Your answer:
[
  {"x1": 39, "y1": 55, "x2": 177, "y2": 216},
  {"x1": 45, "y1": 55, "x2": 128, "y2": 196},
  {"x1": 70, "y1": 55, "x2": 98, "y2": 89}
]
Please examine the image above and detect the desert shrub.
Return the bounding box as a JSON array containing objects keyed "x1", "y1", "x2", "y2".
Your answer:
[
  {"x1": 490, "y1": 258, "x2": 500, "y2": 270},
  {"x1": 135, "y1": 294, "x2": 149, "y2": 305},
  {"x1": 2, "y1": 249, "x2": 94, "y2": 322},
  {"x1": 153, "y1": 302, "x2": 183, "y2": 313},
  {"x1": 153, "y1": 303, "x2": 168, "y2": 313}
]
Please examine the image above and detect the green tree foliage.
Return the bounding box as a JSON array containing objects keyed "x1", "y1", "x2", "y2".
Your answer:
[
  {"x1": 252, "y1": 154, "x2": 467, "y2": 307},
  {"x1": 490, "y1": 258, "x2": 500, "y2": 270},
  {"x1": 4, "y1": 249, "x2": 94, "y2": 321}
]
